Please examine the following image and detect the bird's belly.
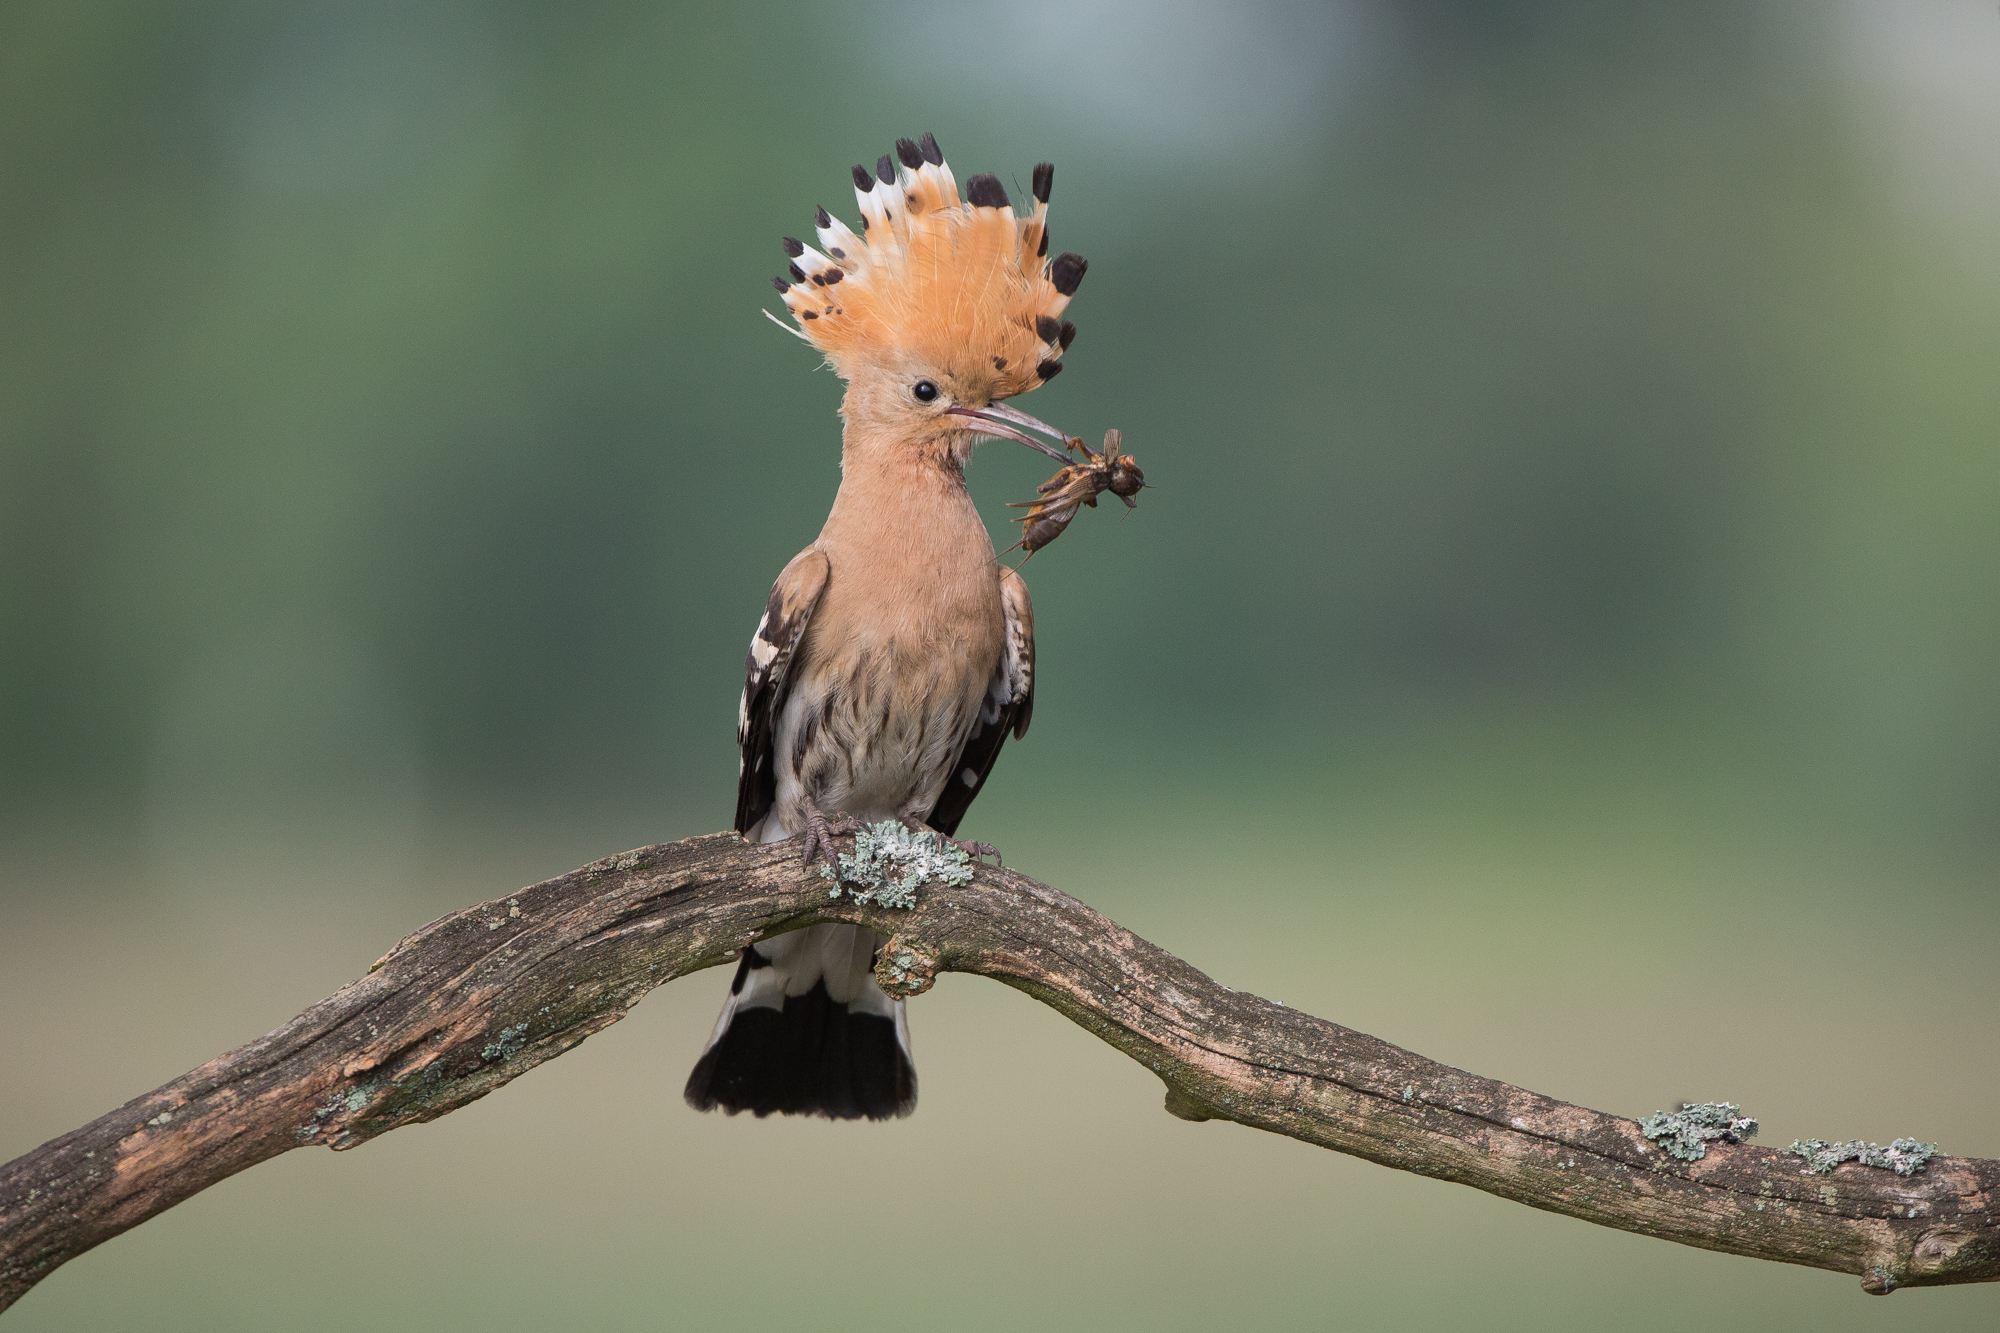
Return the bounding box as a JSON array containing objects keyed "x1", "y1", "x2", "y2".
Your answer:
[{"x1": 771, "y1": 651, "x2": 986, "y2": 828}]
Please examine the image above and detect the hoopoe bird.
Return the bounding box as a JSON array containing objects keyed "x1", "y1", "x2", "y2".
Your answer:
[{"x1": 684, "y1": 133, "x2": 1088, "y2": 1121}]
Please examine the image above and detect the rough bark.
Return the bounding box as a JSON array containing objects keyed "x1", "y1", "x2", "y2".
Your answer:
[{"x1": 2, "y1": 832, "x2": 1994, "y2": 1312}]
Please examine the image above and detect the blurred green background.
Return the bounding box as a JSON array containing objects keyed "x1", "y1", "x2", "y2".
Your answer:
[{"x1": 4, "y1": 0, "x2": 1998, "y2": 1328}]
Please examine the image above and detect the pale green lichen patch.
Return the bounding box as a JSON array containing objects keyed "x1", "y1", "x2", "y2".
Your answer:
[
  {"x1": 820, "y1": 821, "x2": 972, "y2": 908},
  {"x1": 481, "y1": 1023, "x2": 530, "y2": 1061},
  {"x1": 1785, "y1": 1137, "x2": 1938, "y2": 1177},
  {"x1": 1639, "y1": 1102, "x2": 1758, "y2": 1161},
  {"x1": 882, "y1": 948, "x2": 919, "y2": 981},
  {"x1": 304, "y1": 1078, "x2": 383, "y2": 1139},
  {"x1": 314, "y1": 1078, "x2": 378, "y2": 1121}
]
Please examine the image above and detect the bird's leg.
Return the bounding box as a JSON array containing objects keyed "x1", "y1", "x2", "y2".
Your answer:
[
  {"x1": 799, "y1": 799, "x2": 861, "y2": 871},
  {"x1": 900, "y1": 815, "x2": 1000, "y2": 867}
]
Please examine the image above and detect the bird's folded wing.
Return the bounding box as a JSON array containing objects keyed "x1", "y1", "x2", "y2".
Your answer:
[
  {"x1": 927, "y1": 563, "x2": 1034, "y2": 837},
  {"x1": 735, "y1": 546, "x2": 831, "y2": 836}
]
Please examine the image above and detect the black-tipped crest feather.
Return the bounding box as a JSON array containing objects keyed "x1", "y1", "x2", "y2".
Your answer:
[
  {"x1": 965, "y1": 174, "x2": 1011, "y2": 210},
  {"x1": 1050, "y1": 252, "x2": 1087, "y2": 296}
]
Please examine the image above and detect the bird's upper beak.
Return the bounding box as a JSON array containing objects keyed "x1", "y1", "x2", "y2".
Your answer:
[{"x1": 945, "y1": 402, "x2": 1075, "y2": 464}]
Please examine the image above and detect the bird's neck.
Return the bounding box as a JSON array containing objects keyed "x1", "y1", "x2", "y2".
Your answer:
[{"x1": 819, "y1": 425, "x2": 995, "y2": 572}]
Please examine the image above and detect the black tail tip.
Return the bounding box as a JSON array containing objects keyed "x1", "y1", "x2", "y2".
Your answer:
[
  {"x1": 685, "y1": 981, "x2": 917, "y2": 1122},
  {"x1": 919, "y1": 132, "x2": 944, "y2": 166},
  {"x1": 1032, "y1": 162, "x2": 1053, "y2": 204}
]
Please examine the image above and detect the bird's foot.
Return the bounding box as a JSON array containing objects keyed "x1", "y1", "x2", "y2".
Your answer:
[
  {"x1": 956, "y1": 837, "x2": 1001, "y2": 867},
  {"x1": 901, "y1": 816, "x2": 1001, "y2": 867},
  {"x1": 801, "y1": 805, "x2": 861, "y2": 871}
]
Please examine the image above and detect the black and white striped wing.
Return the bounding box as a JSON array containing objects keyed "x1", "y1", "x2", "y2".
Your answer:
[
  {"x1": 927, "y1": 563, "x2": 1034, "y2": 837},
  {"x1": 734, "y1": 546, "x2": 830, "y2": 836}
]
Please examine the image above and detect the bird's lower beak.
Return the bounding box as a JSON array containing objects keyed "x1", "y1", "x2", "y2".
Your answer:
[{"x1": 946, "y1": 403, "x2": 1075, "y2": 464}]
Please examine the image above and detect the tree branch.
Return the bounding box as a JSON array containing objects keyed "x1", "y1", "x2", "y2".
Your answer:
[{"x1": 3, "y1": 832, "x2": 1994, "y2": 1311}]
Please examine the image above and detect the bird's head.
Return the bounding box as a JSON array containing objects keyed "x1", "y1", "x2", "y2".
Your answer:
[{"x1": 769, "y1": 134, "x2": 1087, "y2": 469}]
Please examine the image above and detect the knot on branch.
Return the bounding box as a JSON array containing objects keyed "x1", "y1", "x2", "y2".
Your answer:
[
  {"x1": 874, "y1": 940, "x2": 937, "y2": 997},
  {"x1": 1911, "y1": 1228, "x2": 1977, "y2": 1277},
  {"x1": 1861, "y1": 1226, "x2": 1976, "y2": 1296},
  {"x1": 1162, "y1": 1085, "x2": 1215, "y2": 1122}
]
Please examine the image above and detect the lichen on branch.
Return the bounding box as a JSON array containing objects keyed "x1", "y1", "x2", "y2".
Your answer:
[
  {"x1": 1638, "y1": 1102, "x2": 1759, "y2": 1161},
  {"x1": 1786, "y1": 1137, "x2": 1940, "y2": 1178},
  {"x1": 819, "y1": 820, "x2": 973, "y2": 908}
]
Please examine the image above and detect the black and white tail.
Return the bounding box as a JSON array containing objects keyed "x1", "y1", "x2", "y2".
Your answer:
[{"x1": 684, "y1": 923, "x2": 916, "y2": 1120}]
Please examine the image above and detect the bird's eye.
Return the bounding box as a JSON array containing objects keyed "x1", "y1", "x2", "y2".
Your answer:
[{"x1": 912, "y1": 380, "x2": 939, "y2": 403}]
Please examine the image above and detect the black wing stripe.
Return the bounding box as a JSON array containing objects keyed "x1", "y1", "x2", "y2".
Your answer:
[
  {"x1": 927, "y1": 565, "x2": 1033, "y2": 837},
  {"x1": 734, "y1": 548, "x2": 830, "y2": 836}
]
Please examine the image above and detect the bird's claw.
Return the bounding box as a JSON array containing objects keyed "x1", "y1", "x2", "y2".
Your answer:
[
  {"x1": 955, "y1": 838, "x2": 1000, "y2": 867},
  {"x1": 900, "y1": 817, "x2": 1001, "y2": 867},
  {"x1": 800, "y1": 807, "x2": 861, "y2": 871}
]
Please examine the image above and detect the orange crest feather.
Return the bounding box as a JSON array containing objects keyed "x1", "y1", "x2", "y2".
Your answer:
[{"x1": 772, "y1": 135, "x2": 1084, "y2": 402}]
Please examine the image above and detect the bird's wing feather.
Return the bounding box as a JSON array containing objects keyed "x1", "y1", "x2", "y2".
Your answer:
[
  {"x1": 735, "y1": 546, "x2": 831, "y2": 836},
  {"x1": 926, "y1": 564, "x2": 1034, "y2": 837}
]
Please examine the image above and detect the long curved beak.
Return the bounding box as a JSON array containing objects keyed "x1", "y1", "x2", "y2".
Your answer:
[{"x1": 945, "y1": 403, "x2": 1075, "y2": 464}]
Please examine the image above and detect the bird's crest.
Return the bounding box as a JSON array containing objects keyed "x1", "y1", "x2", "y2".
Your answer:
[{"x1": 770, "y1": 133, "x2": 1085, "y2": 402}]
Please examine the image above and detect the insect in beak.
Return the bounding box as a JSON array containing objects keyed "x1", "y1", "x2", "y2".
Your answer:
[
  {"x1": 1003, "y1": 428, "x2": 1146, "y2": 561},
  {"x1": 945, "y1": 403, "x2": 1076, "y2": 465}
]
